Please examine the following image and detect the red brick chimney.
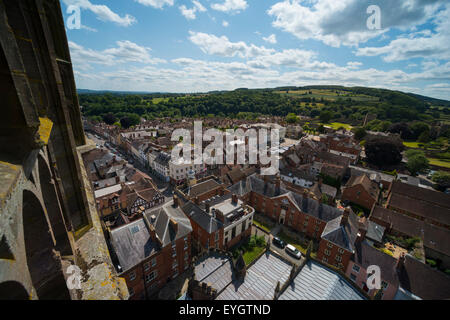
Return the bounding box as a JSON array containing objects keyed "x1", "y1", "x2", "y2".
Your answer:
[
  {"x1": 232, "y1": 194, "x2": 238, "y2": 204},
  {"x1": 173, "y1": 195, "x2": 179, "y2": 208},
  {"x1": 170, "y1": 218, "x2": 178, "y2": 234},
  {"x1": 205, "y1": 202, "x2": 211, "y2": 213}
]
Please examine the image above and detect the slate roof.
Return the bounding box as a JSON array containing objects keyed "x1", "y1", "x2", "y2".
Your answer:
[
  {"x1": 390, "y1": 181, "x2": 450, "y2": 209},
  {"x1": 397, "y1": 254, "x2": 450, "y2": 300},
  {"x1": 388, "y1": 193, "x2": 450, "y2": 227},
  {"x1": 109, "y1": 219, "x2": 158, "y2": 273},
  {"x1": 181, "y1": 201, "x2": 223, "y2": 234},
  {"x1": 321, "y1": 209, "x2": 360, "y2": 252},
  {"x1": 365, "y1": 220, "x2": 385, "y2": 243},
  {"x1": 279, "y1": 261, "x2": 365, "y2": 300},
  {"x1": 184, "y1": 179, "x2": 221, "y2": 198},
  {"x1": 144, "y1": 201, "x2": 193, "y2": 247},
  {"x1": 352, "y1": 240, "x2": 399, "y2": 286},
  {"x1": 229, "y1": 174, "x2": 343, "y2": 223},
  {"x1": 370, "y1": 206, "x2": 450, "y2": 257},
  {"x1": 216, "y1": 252, "x2": 292, "y2": 300},
  {"x1": 194, "y1": 253, "x2": 234, "y2": 293}
]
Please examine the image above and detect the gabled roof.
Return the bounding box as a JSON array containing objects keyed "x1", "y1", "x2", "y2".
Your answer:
[
  {"x1": 388, "y1": 192, "x2": 450, "y2": 226},
  {"x1": 345, "y1": 174, "x2": 379, "y2": 199},
  {"x1": 110, "y1": 219, "x2": 158, "y2": 273},
  {"x1": 181, "y1": 201, "x2": 223, "y2": 234},
  {"x1": 397, "y1": 254, "x2": 450, "y2": 300},
  {"x1": 321, "y1": 209, "x2": 360, "y2": 252},
  {"x1": 279, "y1": 260, "x2": 365, "y2": 300},
  {"x1": 353, "y1": 240, "x2": 399, "y2": 286},
  {"x1": 144, "y1": 201, "x2": 193, "y2": 247},
  {"x1": 229, "y1": 174, "x2": 343, "y2": 222},
  {"x1": 390, "y1": 181, "x2": 450, "y2": 209},
  {"x1": 184, "y1": 179, "x2": 221, "y2": 198}
]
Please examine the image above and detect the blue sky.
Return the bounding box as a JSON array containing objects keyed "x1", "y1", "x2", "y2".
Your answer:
[{"x1": 62, "y1": 0, "x2": 450, "y2": 100}]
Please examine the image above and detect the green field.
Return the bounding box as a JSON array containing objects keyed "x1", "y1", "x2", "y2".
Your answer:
[
  {"x1": 428, "y1": 158, "x2": 450, "y2": 168},
  {"x1": 403, "y1": 141, "x2": 422, "y2": 148},
  {"x1": 276, "y1": 89, "x2": 379, "y2": 102},
  {"x1": 324, "y1": 122, "x2": 353, "y2": 130},
  {"x1": 151, "y1": 97, "x2": 170, "y2": 104}
]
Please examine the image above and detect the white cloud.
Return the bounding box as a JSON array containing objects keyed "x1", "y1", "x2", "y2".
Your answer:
[
  {"x1": 222, "y1": 20, "x2": 229, "y2": 27},
  {"x1": 69, "y1": 40, "x2": 165, "y2": 70},
  {"x1": 179, "y1": 1, "x2": 207, "y2": 20},
  {"x1": 188, "y1": 31, "x2": 275, "y2": 58},
  {"x1": 179, "y1": 5, "x2": 197, "y2": 20},
  {"x1": 356, "y1": 4, "x2": 450, "y2": 62},
  {"x1": 263, "y1": 34, "x2": 277, "y2": 44},
  {"x1": 134, "y1": 0, "x2": 174, "y2": 9},
  {"x1": 211, "y1": 0, "x2": 248, "y2": 13},
  {"x1": 193, "y1": 0, "x2": 207, "y2": 12},
  {"x1": 62, "y1": 0, "x2": 136, "y2": 26},
  {"x1": 346, "y1": 61, "x2": 362, "y2": 70},
  {"x1": 267, "y1": 0, "x2": 445, "y2": 47}
]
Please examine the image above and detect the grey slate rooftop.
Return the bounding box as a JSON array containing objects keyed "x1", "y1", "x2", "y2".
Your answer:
[
  {"x1": 194, "y1": 253, "x2": 234, "y2": 293},
  {"x1": 228, "y1": 174, "x2": 343, "y2": 223},
  {"x1": 182, "y1": 201, "x2": 223, "y2": 234},
  {"x1": 279, "y1": 261, "x2": 366, "y2": 300},
  {"x1": 216, "y1": 252, "x2": 291, "y2": 300},
  {"x1": 144, "y1": 200, "x2": 193, "y2": 247},
  {"x1": 109, "y1": 219, "x2": 158, "y2": 273}
]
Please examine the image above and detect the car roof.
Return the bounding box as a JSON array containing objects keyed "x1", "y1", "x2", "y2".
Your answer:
[{"x1": 286, "y1": 244, "x2": 296, "y2": 250}]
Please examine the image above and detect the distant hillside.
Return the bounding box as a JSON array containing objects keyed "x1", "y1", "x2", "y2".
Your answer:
[{"x1": 405, "y1": 92, "x2": 450, "y2": 107}]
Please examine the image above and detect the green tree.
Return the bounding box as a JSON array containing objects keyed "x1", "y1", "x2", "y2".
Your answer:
[
  {"x1": 406, "y1": 150, "x2": 429, "y2": 176},
  {"x1": 353, "y1": 127, "x2": 367, "y2": 141},
  {"x1": 432, "y1": 171, "x2": 450, "y2": 190},
  {"x1": 365, "y1": 135, "x2": 404, "y2": 167},
  {"x1": 418, "y1": 130, "x2": 431, "y2": 143},
  {"x1": 286, "y1": 113, "x2": 299, "y2": 123},
  {"x1": 319, "y1": 110, "x2": 333, "y2": 123}
]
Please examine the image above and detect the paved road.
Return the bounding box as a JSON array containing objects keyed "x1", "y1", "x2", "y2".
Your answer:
[
  {"x1": 86, "y1": 132, "x2": 172, "y2": 201},
  {"x1": 251, "y1": 225, "x2": 304, "y2": 266}
]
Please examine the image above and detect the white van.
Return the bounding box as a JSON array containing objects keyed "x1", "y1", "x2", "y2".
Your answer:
[{"x1": 285, "y1": 244, "x2": 302, "y2": 259}]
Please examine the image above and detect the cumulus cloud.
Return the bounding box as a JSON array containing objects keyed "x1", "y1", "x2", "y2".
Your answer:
[
  {"x1": 263, "y1": 34, "x2": 277, "y2": 44},
  {"x1": 69, "y1": 40, "x2": 166, "y2": 70},
  {"x1": 134, "y1": 0, "x2": 174, "y2": 9},
  {"x1": 188, "y1": 31, "x2": 275, "y2": 58},
  {"x1": 356, "y1": 4, "x2": 450, "y2": 61},
  {"x1": 267, "y1": 0, "x2": 445, "y2": 47},
  {"x1": 211, "y1": 0, "x2": 248, "y2": 13},
  {"x1": 179, "y1": 1, "x2": 207, "y2": 20},
  {"x1": 222, "y1": 20, "x2": 229, "y2": 27},
  {"x1": 62, "y1": 0, "x2": 136, "y2": 26}
]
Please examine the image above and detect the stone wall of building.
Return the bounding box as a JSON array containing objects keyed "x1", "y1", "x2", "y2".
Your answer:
[{"x1": 0, "y1": 1, "x2": 127, "y2": 300}]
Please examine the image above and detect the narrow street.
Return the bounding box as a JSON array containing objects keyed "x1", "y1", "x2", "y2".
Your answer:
[{"x1": 86, "y1": 132, "x2": 173, "y2": 202}]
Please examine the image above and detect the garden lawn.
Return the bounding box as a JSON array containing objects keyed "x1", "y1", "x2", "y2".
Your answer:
[
  {"x1": 242, "y1": 246, "x2": 266, "y2": 266},
  {"x1": 321, "y1": 122, "x2": 353, "y2": 130},
  {"x1": 278, "y1": 231, "x2": 316, "y2": 258},
  {"x1": 403, "y1": 141, "x2": 422, "y2": 148},
  {"x1": 428, "y1": 158, "x2": 450, "y2": 168}
]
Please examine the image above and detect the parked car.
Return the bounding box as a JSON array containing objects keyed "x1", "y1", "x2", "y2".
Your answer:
[
  {"x1": 285, "y1": 244, "x2": 302, "y2": 259},
  {"x1": 272, "y1": 237, "x2": 286, "y2": 249}
]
